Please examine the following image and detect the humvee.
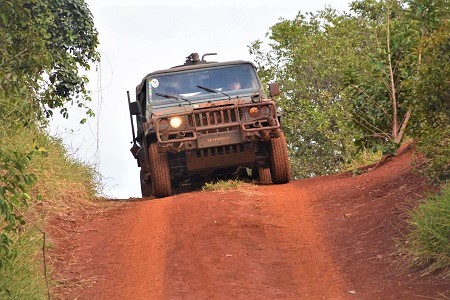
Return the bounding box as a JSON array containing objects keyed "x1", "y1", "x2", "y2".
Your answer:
[{"x1": 128, "y1": 53, "x2": 290, "y2": 198}]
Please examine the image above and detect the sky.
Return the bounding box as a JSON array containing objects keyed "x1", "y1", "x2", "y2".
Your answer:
[{"x1": 50, "y1": 0, "x2": 351, "y2": 199}]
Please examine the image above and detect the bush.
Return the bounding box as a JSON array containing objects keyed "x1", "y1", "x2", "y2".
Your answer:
[
  {"x1": 414, "y1": 120, "x2": 450, "y2": 183},
  {"x1": 0, "y1": 124, "x2": 99, "y2": 297},
  {"x1": 402, "y1": 184, "x2": 450, "y2": 277}
]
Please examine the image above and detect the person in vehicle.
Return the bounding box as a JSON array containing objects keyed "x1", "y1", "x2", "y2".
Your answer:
[{"x1": 229, "y1": 81, "x2": 241, "y2": 91}]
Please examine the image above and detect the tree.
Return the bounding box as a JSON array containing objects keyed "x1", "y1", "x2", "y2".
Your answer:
[
  {"x1": 412, "y1": 19, "x2": 450, "y2": 181},
  {"x1": 250, "y1": 0, "x2": 449, "y2": 179},
  {"x1": 347, "y1": 0, "x2": 419, "y2": 150},
  {"x1": 0, "y1": 0, "x2": 99, "y2": 120},
  {"x1": 250, "y1": 9, "x2": 365, "y2": 177}
]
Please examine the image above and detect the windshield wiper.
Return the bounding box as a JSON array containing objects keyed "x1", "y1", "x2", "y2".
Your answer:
[
  {"x1": 196, "y1": 85, "x2": 231, "y2": 100},
  {"x1": 155, "y1": 93, "x2": 191, "y2": 105}
]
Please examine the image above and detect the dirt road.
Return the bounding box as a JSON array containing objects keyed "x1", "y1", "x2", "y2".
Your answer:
[{"x1": 50, "y1": 148, "x2": 449, "y2": 299}]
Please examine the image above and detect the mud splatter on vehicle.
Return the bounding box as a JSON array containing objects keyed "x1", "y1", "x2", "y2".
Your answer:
[{"x1": 128, "y1": 53, "x2": 290, "y2": 197}]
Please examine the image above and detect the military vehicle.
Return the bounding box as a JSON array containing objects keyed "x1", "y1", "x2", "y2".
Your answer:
[{"x1": 128, "y1": 53, "x2": 290, "y2": 198}]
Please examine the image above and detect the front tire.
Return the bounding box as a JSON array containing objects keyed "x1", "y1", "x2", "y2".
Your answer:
[
  {"x1": 149, "y1": 143, "x2": 172, "y2": 198},
  {"x1": 269, "y1": 133, "x2": 291, "y2": 184}
]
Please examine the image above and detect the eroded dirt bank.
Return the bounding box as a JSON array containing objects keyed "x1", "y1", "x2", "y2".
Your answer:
[{"x1": 49, "y1": 148, "x2": 449, "y2": 299}]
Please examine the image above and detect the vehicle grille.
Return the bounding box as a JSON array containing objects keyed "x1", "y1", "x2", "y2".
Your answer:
[
  {"x1": 188, "y1": 106, "x2": 240, "y2": 133},
  {"x1": 193, "y1": 144, "x2": 245, "y2": 158}
]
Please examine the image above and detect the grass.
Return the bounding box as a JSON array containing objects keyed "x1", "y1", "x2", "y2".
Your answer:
[
  {"x1": 0, "y1": 225, "x2": 48, "y2": 299},
  {"x1": 1, "y1": 124, "x2": 99, "y2": 298},
  {"x1": 343, "y1": 148, "x2": 383, "y2": 174},
  {"x1": 401, "y1": 183, "x2": 450, "y2": 277},
  {"x1": 202, "y1": 179, "x2": 245, "y2": 191},
  {"x1": 3, "y1": 125, "x2": 98, "y2": 212}
]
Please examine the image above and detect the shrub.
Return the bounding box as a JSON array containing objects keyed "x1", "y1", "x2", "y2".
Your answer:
[{"x1": 402, "y1": 184, "x2": 450, "y2": 277}]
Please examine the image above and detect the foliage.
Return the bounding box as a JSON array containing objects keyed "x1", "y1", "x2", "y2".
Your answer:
[
  {"x1": 0, "y1": 124, "x2": 98, "y2": 297},
  {"x1": 250, "y1": 9, "x2": 361, "y2": 177},
  {"x1": 412, "y1": 20, "x2": 450, "y2": 182},
  {"x1": 414, "y1": 122, "x2": 450, "y2": 182},
  {"x1": 402, "y1": 184, "x2": 450, "y2": 277},
  {"x1": 0, "y1": 0, "x2": 100, "y2": 296},
  {"x1": 0, "y1": 227, "x2": 48, "y2": 299},
  {"x1": 0, "y1": 0, "x2": 99, "y2": 120},
  {"x1": 249, "y1": 0, "x2": 449, "y2": 180},
  {"x1": 27, "y1": 130, "x2": 99, "y2": 209},
  {"x1": 343, "y1": 148, "x2": 383, "y2": 173},
  {"x1": 0, "y1": 149, "x2": 37, "y2": 267}
]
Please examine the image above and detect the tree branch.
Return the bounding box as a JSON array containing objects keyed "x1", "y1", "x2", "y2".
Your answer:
[
  {"x1": 395, "y1": 107, "x2": 412, "y2": 144},
  {"x1": 386, "y1": 0, "x2": 399, "y2": 138}
]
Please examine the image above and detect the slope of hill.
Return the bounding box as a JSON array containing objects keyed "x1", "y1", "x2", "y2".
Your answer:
[{"x1": 49, "y1": 146, "x2": 449, "y2": 299}]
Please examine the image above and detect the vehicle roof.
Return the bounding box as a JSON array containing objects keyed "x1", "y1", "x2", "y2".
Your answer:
[{"x1": 136, "y1": 60, "x2": 256, "y2": 95}]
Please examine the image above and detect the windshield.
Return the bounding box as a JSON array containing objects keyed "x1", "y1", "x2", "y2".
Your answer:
[{"x1": 146, "y1": 64, "x2": 260, "y2": 107}]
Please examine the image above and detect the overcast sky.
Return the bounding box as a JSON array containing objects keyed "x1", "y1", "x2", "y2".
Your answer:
[{"x1": 50, "y1": 0, "x2": 351, "y2": 199}]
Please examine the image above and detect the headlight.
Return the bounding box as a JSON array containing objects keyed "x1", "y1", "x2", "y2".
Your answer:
[
  {"x1": 261, "y1": 106, "x2": 270, "y2": 115},
  {"x1": 170, "y1": 116, "x2": 182, "y2": 128}
]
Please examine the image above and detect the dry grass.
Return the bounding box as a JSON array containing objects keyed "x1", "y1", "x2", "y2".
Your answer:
[
  {"x1": 203, "y1": 179, "x2": 245, "y2": 191},
  {"x1": 1, "y1": 125, "x2": 100, "y2": 298}
]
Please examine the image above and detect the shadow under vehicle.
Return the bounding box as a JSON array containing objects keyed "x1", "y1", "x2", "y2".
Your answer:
[{"x1": 128, "y1": 53, "x2": 290, "y2": 198}]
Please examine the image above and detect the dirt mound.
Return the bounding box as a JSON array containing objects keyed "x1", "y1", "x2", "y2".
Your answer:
[{"x1": 49, "y1": 146, "x2": 449, "y2": 299}]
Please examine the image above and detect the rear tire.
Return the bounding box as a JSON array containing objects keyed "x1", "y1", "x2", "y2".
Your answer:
[
  {"x1": 269, "y1": 133, "x2": 291, "y2": 184},
  {"x1": 149, "y1": 143, "x2": 172, "y2": 198},
  {"x1": 258, "y1": 166, "x2": 272, "y2": 185},
  {"x1": 140, "y1": 168, "x2": 152, "y2": 197}
]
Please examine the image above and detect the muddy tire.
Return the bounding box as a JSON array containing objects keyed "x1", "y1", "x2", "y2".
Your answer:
[
  {"x1": 140, "y1": 168, "x2": 152, "y2": 197},
  {"x1": 149, "y1": 143, "x2": 172, "y2": 198},
  {"x1": 269, "y1": 133, "x2": 291, "y2": 184},
  {"x1": 258, "y1": 166, "x2": 272, "y2": 185}
]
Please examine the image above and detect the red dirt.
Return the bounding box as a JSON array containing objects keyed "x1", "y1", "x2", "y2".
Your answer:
[{"x1": 49, "y1": 146, "x2": 449, "y2": 299}]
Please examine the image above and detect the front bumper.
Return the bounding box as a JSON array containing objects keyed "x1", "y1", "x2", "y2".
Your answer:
[{"x1": 151, "y1": 100, "x2": 281, "y2": 152}]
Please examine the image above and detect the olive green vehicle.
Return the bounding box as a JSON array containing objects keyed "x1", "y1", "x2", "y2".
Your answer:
[{"x1": 128, "y1": 53, "x2": 290, "y2": 198}]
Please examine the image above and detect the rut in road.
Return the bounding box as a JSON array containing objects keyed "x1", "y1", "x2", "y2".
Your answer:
[
  {"x1": 163, "y1": 185, "x2": 347, "y2": 299},
  {"x1": 53, "y1": 183, "x2": 348, "y2": 299}
]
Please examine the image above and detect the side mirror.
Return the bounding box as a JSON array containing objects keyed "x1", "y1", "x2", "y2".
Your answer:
[
  {"x1": 268, "y1": 82, "x2": 280, "y2": 97},
  {"x1": 129, "y1": 101, "x2": 140, "y2": 115}
]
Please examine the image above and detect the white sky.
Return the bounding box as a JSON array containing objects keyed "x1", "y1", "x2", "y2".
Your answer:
[{"x1": 50, "y1": 0, "x2": 351, "y2": 199}]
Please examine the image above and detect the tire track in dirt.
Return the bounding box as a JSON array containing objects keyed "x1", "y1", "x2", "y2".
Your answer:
[
  {"x1": 260, "y1": 184, "x2": 348, "y2": 298},
  {"x1": 145, "y1": 183, "x2": 347, "y2": 299},
  {"x1": 53, "y1": 200, "x2": 172, "y2": 299},
  {"x1": 53, "y1": 182, "x2": 349, "y2": 299}
]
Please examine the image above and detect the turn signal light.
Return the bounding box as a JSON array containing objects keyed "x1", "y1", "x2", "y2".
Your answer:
[{"x1": 249, "y1": 107, "x2": 260, "y2": 117}]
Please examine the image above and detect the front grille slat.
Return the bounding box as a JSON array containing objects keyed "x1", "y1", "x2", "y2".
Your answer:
[{"x1": 193, "y1": 106, "x2": 238, "y2": 128}]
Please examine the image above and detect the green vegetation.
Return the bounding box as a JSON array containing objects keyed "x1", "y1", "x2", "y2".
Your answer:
[
  {"x1": 343, "y1": 148, "x2": 383, "y2": 173},
  {"x1": 0, "y1": 125, "x2": 98, "y2": 298},
  {"x1": 250, "y1": 0, "x2": 449, "y2": 180},
  {"x1": 403, "y1": 184, "x2": 450, "y2": 277},
  {"x1": 0, "y1": 227, "x2": 48, "y2": 299},
  {"x1": 203, "y1": 179, "x2": 245, "y2": 191},
  {"x1": 250, "y1": 0, "x2": 449, "y2": 275},
  {"x1": 0, "y1": 0, "x2": 99, "y2": 297}
]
